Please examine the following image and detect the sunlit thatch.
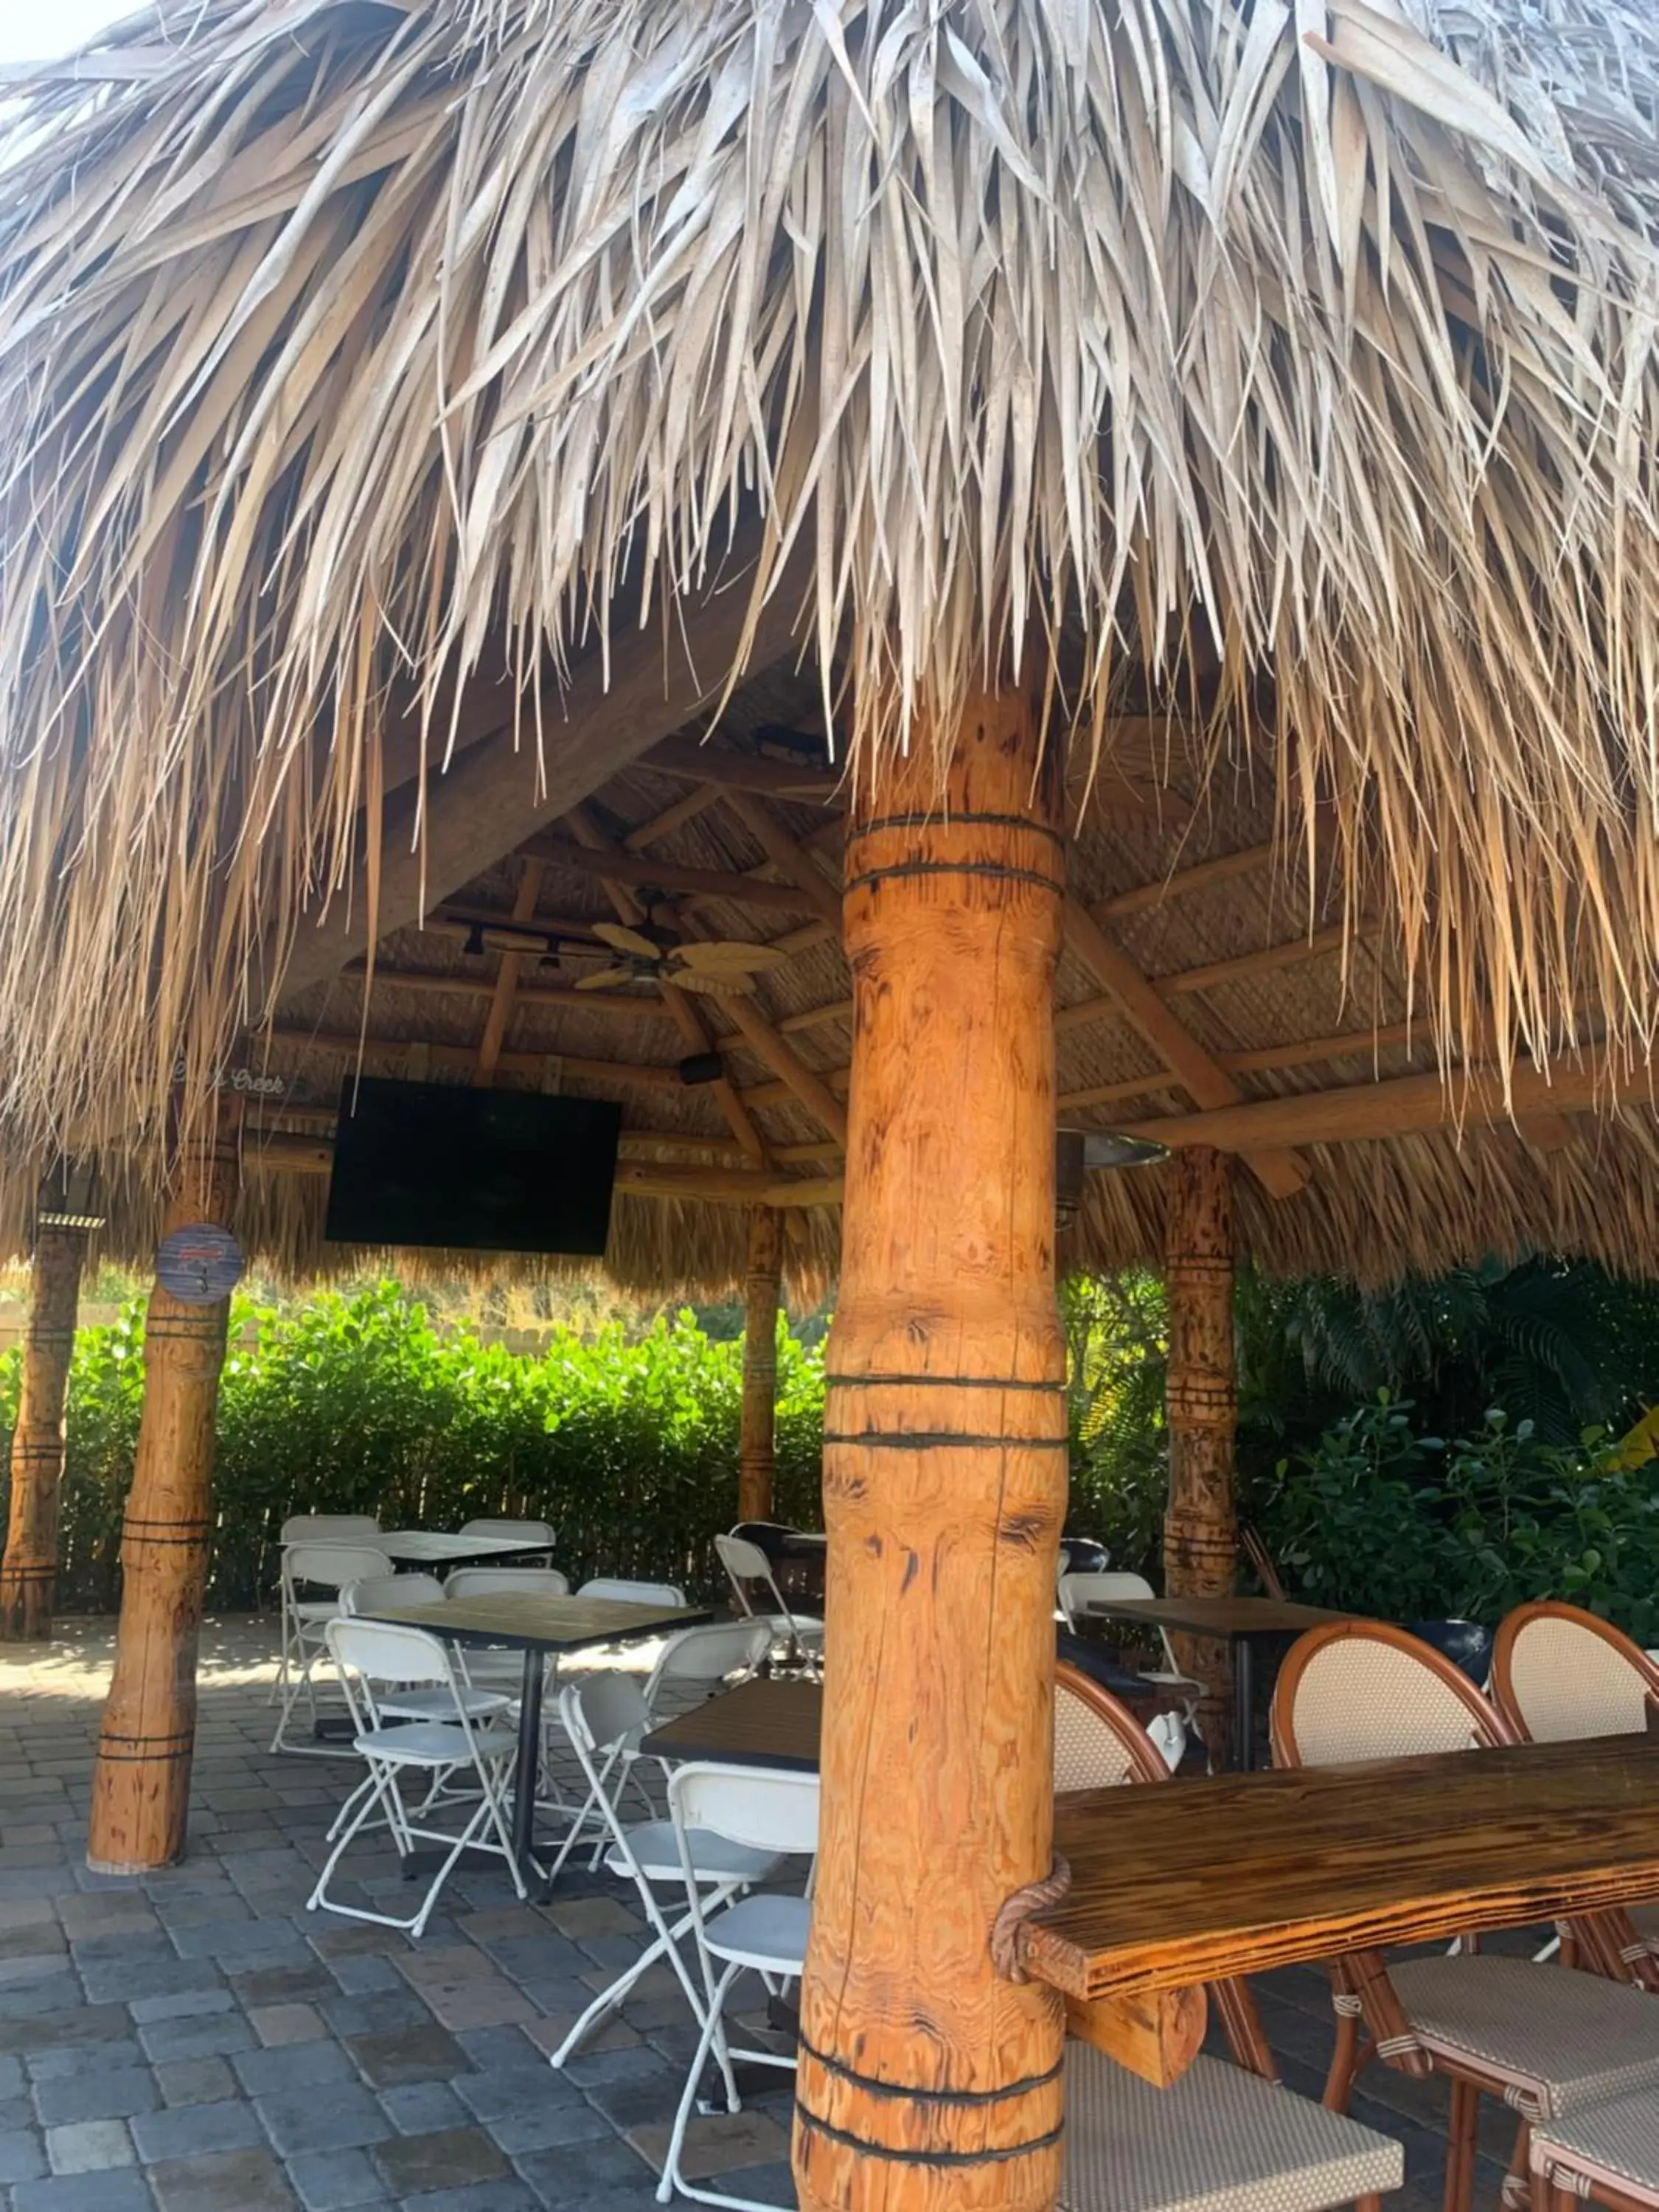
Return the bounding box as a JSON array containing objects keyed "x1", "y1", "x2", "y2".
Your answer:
[{"x1": 0, "y1": 0, "x2": 1657, "y2": 1167}]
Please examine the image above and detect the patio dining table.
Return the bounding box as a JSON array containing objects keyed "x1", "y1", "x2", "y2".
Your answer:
[
  {"x1": 641, "y1": 1679, "x2": 1659, "y2": 2083},
  {"x1": 364, "y1": 1591, "x2": 707, "y2": 1890},
  {"x1": 375, "y1": 1529, "x2": 559, "y2": 1570}
]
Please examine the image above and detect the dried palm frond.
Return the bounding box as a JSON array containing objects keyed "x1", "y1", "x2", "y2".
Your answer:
[{"x1": 0, "y1": 0, "x2": 1656, "y2": 1172}]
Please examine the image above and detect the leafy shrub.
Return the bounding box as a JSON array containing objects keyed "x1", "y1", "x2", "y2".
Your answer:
[
  {"x1": 0, "y1": 1284, "x2": 826, "y2": 1612},
  {"x1": 1254, "y1": 1395, "x2": 1659, "y2": 1644}
]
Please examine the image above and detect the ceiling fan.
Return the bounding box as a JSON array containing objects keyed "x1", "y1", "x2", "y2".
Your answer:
[{"x1": 577, "y1": 919, "x2": 789, "y2": 998}]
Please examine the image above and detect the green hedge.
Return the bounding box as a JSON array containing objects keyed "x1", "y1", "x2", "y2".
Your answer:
[{"x1": 0, "y1": 1284, "x2": 827, "y2": 1613}]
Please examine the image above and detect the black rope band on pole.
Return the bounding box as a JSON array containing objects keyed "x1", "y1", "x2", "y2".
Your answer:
[
  {"x1": 824, "y1": 1374, "x2": 1065, "y2": 1394},
  {"x1": 845, "y1": 860, "x2": 1062, "y2": 897},
  {"x1": 990, "y1": 1854, "x2": 1074, "y2": 1982},
  {"x1": 846, "y1": 812, "x2": 1066, "y2": 848},
  {"x1": 92, "y1": 1743, "x2": 196, "y2": 1764},
  {"x1": 798, "y1": 2034, "x2": 1062, "y2": 2105},
  {"x1": 0, "y1": 1561, "x2": 53, "y2": 1579},
  {"x1": 10, "y1": 1441, "x2": 69, "y2": 1459},
  {"x1": 794, "y1": 2105, "x2": 1063, "y2": 2166},
  {"x1": 822, "y1": 1431, "x2": 1068, "y2": 1451},
  {"x1": 122, "y1": 1516, "x2": 212, "y2": 1534}
]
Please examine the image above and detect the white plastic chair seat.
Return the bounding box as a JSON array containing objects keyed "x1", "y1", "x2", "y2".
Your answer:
[
  {"x1": 375, "y1": 1685, "x2": 514, "y2": 1723},
  {"x1": 608, "y1": 1821, "x2": 780, "y2": 1888},
  {"x1": 294, "y1": 1597, "x2": 339, "y2": 1621},
  {"x1": 1389, "y1": 1955, "x2": 1659, "y2": 2118},
  {"x1": 1532, "y1": 2087, "x2": 1659, "y2": 2203},
  {"x1": 702, "y1": 1891, "x2": 812, "y2": 1972},
  {"x1": 1061, "y1": 2046, "x2": 1403, "y2": 2212},
  {"x1": 350, "y1": 1719, "x2": 516, "y2": 1767}
]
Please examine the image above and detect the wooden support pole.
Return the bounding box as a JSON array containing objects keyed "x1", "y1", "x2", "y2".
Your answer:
[
  {"x1": 738, "y1": 1207, "x2": 785, "y2": 1523},
  {"x1": 86, "y1": 1103, "x2": 240, "y2": 1874},
  {"x1": 795, "y1": 695, "x2": 1066, "y2": 2212},
  {"x1": 1163, "y1": 1146, "x2": 1238, "y2": 1767},
  {"x1": 0, "y1": 1211, "x2": 88, "y2": 1641}
]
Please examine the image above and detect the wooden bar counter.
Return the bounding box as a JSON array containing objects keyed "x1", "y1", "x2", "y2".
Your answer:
[{"x1": 1023, "y1": 1733, "x2": 1659, "y2": 2000}]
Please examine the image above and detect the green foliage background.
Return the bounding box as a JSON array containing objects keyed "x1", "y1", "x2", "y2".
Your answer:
[
  {"x1": 0, "y1": 1284, "x2": 827, "y2": 1612},
  {"x1": 7, "y1": 1258, "x2": 1659, "y2": 1634}
]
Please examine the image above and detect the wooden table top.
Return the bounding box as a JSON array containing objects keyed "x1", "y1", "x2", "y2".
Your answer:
[
  {"x1": 641, "y1": 1677, "x2": 824, "y2": 1770},
  {"x1": 377, "y1": 1531, "x2": 554, "y2": 1566},
  {"x1": 363, "y1": 1593, "x2": 708, "y2": 1653},
  {"x1": 1080, "y1": 1593, "x2": 1357, "y2": 1638},
  {"x1": 1026, "y1": 1733, "x2": 1659, "y2": 2000}
]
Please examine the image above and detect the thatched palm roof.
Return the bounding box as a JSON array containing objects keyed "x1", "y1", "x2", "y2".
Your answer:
[{"x1": 0, "y1": 0, "x2": 1658, "y2": 1289}]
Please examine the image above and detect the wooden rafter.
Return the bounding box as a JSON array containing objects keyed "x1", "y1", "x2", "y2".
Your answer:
[
  {"x1": 268, "y1": 1026, "x2": 688, "y2": 1091},
  {"x1": 718, "y1": 787, "x2": 843, "y2": 926},
  {"x1": 359, "y1": 965, "x2": 667, "y2": 1022},
  {"x1": 473, "y1": 860, "x2": 543, "y2": 1084},
  {"x1": 1161, "y1": 922, "x2": 1372, "y2": 999},
  {"x1": 622, "y1": 785, "x2": 724, "y2": 851},
  {"x1": 1060, "y1": 898, "x2": 1309, "y2": 1200},
  {"x1": 1122, "y1": 1060, "x2": 1613, "y2": 1154},
  {"x1": 276, "y1": 552, "x2": 804, "y2": 1006},
  {"x1": 525, "y1": 835, "x2": 819, "y2": 914}
]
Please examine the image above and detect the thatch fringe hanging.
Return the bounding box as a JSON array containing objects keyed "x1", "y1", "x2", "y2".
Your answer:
[{"x1": 0, "y1": 0, "x2": 1657, "y2": 1164}]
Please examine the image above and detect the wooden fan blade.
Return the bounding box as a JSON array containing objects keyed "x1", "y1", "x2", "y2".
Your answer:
[
  {"x1": 591, "y1": 922, "x2": 661, "y2": 960},
  {"x1": 670, "y1": 967, "x2": 754, "y2": 998},
  {"x1": 576, "y1": 966, "x2": 640, "y2": 990},
  {"x1": 676, "y1": 939, "x2": 790, "y2": 974}
]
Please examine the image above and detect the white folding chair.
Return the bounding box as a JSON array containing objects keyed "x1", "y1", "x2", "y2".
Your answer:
[
  {"x1": 445, "y1": 1566, "x2": 570, "y2": 1600},
  {"x1": 643, "y1": 1621, "x2": 772, "y2": 1721},
  {"x1": 459, "y1": 1516, "x2": 556, "y2": 1564},
  {"x1": 1056, "y1": 1571, "x2": 1206, "y2": 1710},
  {"x1": 577, "y1": 1576, "x2": 688, "y2": 1607},
  {"x1": 271, "y1": 1540, "x2": 394, "y2": 1754},
  {"x1": 547, "y1": 1677, "x2": 785, "y2": 2071},
  {"x1": 270, "y1": 1515, "x2": 382, "y2": 1705},
  {"x1": 305, "y1": 1618, "x2": 524, "y2": 1939},
  {"x1": 338, "y1": 1575, "x2": 515, "y2": 1725},
  {"x1": 712, "y1": 1534, "x2": 824, "y2": 1673},
  {"x1": 655, "y1": 1761, "x2": 819, "y2": 2210}
]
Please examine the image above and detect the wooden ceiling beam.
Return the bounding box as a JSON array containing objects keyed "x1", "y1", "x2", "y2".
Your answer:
[
  {"x1": 717, "y1": 992, "x2": 850, "y2": 1149},
  {"x1": 427, "y1": 907, "x2": 606, "y2": 943},
  {"x1": 622, "y1": 784, "x2": 724, "y2": 850},
  {"x1": 276, "y1": 539, "x2": 804, "y2": 1006},
  {"x1": 355, "y1": 964, "x2": 667, "y2": 1021},
  {"x1": 779, "y1": 998, "x2": 854, "y2": 1036},
  {"x1": 1060, "y1": 897, "x2": 1309, "y2": 1200},
  {"x1": 267, "y1": 1026, "x2": 689, "y2": 1091},
  {"x1": 717, "y1": 787, "x2": 843, "y2": 928},
  {"x1": 524, "y1": 835, "x2": 817, "y2": 914},
  {"x1": 1159, "y1": 922, "x2": 1371, "y2": 999},
  {"x1": 645, "y1": 734, "x2": 841, "y2": 799},
  {"x1": 473, "y1": 859, "x2": 543, "y2": 1085},
  {"x1": 1093, "y1": 842, "x2": 1277, "y2": 922},
  {"x1": 1122, "y1": 1060, "x2": 1614, "y2": 1155},
  {"x1": 1217, "y1": 1020, "x2": 1419, "y2": 1075}
]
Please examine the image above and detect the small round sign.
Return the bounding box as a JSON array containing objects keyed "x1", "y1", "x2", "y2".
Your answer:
[{"x1": 156, "y1": 1224, "x2": 244, "y2": 1304}]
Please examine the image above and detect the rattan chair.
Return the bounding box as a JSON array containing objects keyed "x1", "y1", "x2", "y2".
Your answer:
[
  {"x1": 1530, "y1": 2091, "x2": 1659, "y2": 2212},
  {"x1": 1492, "y1": 1601, "x2": 1659, "y2": 1962},
  {"x1": 1054, "y1": 1663, "x2": 1404, "y2": 2212},
  {"x1": 1273, "y1": 1621, "x2": 1659, "y2": 2212}
]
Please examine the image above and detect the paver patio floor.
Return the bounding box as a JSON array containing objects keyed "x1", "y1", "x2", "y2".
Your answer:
[{"x1": 0, "y1": 1619, "x2": 1506, "y2": 2211}]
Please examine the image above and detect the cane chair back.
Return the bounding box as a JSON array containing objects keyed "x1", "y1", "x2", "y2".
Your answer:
[
  {"x1": 1271, "y1": 1621, "x2": 1513, "y2": 1769},
  {"x1": 1055, "y1": 1664, "x2": 1170, "y2": 1792},
  {"x1": 445, "y1": 1566, "x2": 571, "y2": 1600},
  {"x1": 1492, "y1": 1601, "x2": 1659, "y2": 1745}
]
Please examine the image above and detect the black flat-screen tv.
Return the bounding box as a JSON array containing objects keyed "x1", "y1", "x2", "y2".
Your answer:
[{"x1": 324, "y1": 1079, "x2": 622, "y2": 1255}]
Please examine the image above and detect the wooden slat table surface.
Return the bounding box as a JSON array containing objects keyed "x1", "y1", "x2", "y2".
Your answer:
[
  {"x1": 640, "y1": 1677, "x2": 822, "y2": 1770},
  {"x1": 1027, "y1": 1733, "x2": 1659, "y2": 2000},
  {"x1": 363, "y1": 1593, "x2": 706, "y2": 1652}
]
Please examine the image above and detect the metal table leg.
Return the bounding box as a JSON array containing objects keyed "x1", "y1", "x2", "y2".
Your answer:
[
  {"x1": 510, "y1": 1646, "x2": 546, "y2": 1891},
  {"x1": 1233, "y1": 1633, "x2": 1256, "y2": 1772}
]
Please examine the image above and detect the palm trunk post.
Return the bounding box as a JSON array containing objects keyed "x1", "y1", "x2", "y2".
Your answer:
[
  {"x1": 0, "y1": 1206, "x2": 88, "y2": 1641},
  {"x1": 794, "y1": 693, "x2": 1068, "y2": 2212}
]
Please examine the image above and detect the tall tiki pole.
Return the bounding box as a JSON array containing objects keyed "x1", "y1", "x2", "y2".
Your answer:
[
  {"x1": 737, "y1": 1205, "x2": 784, "y2": 1523},
  {"x1": 86, "y1": 1101, "x2": 240, "y2": 1874},
  {"x1": 1162, "y1": 1144, "x2": 1238, "y2": 1763},
  {"x1": 0, "y1": 1208, "x2": 88, "y2": 1641},
  {"x1": 794, "y1": 695, "x2": 1068, "y2": 2212}
]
